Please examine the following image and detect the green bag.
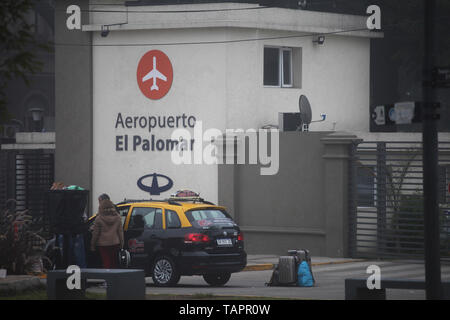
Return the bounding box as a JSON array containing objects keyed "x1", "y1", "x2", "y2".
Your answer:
[{"x1": 65, "y1": 185, "x2": 85, "y2": 190}]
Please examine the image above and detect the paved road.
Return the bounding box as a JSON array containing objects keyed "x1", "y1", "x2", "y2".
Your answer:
[{"x1": 139, "y1": 260, "x2": 450, "y2": 300}]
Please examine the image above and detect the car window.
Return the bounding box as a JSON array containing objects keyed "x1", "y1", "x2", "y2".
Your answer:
[
  {"x1": 154, "y1": 208, "x2": 163, "y2": 229},
  {"x1": 184, "y1": 209, "x2": 235, "y2": 228},
  {"x1": 187, "y1": 209, "x2": 230, "y2": 221},
  {"x1": 129, "y1": 207, "x2": 157, "y2": 229},
  {"x1": 117, "y1": 206, "x2": 130, "y2": 226},
  {"x1": 166, "y1": 210, "x2": 181, "y2": 229}
]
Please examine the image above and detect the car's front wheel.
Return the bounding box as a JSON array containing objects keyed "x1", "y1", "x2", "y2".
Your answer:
[
  {"x1": 151, "y1": 255, "x2": 180, "y2": 286},
  {"x1": 203, "y1": 273, "x2": 231, "y2": 286}
]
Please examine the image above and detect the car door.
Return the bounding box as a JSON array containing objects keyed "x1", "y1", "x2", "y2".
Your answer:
[
  {"x1": 124, "y1": 206, "x2": 163, "y2": 269},
  {"x1": 163, "y1": 209, "x2": 186, "y2": 252},
  {"x1": 117, "y1": 205, "x2": 131, "y2": 227}
]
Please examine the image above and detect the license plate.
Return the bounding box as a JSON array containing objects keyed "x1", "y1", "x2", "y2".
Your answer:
[{"x1": 216, "y1": 238, "x2": 232, "y2": 246}]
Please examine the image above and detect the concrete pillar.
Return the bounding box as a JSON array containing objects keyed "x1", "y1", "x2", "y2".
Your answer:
[
  {"x1": 55, "y1": 1, "x2": 93, "y2": 198},
  {"x1": 217, "y1": 164, "x2": 239, "y2": 222},
  {"x1": 216, "y1": 135, "x2": 239, "y2": 222},
  {"x1": 322, "y1": 132, "x2": 362, "y2": 257}
]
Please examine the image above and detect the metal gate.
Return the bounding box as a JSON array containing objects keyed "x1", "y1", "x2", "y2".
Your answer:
[
  {"x1": 0, "y1": 151, "x2": 7, "y2": 211},
  {"x1": 0, "y1": 149, "x2": 54, "y2": 230},
  {"x1": 348, "y1": 141, "x2": 450, "y2": 260}
]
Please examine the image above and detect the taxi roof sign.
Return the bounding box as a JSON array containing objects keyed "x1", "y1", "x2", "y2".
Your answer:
[
  {"x1": 172, "y1": 190, "x2": 199, "y2": 198},
  {"x1": 169, "y1": 190, "x2": 215, "y2": 205}
]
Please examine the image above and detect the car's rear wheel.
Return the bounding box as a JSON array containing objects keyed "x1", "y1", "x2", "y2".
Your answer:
[
  {"x1": 203, "y1": 273, "x2": 231, "y2": 286},
  {"x1": 151, "y1": 255, "x2": 180, "y2": 286}
]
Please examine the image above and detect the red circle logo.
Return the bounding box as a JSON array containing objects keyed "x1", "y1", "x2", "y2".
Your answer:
[{"x1": 137, "y1": 50, "x2": 173, "y2": 100}]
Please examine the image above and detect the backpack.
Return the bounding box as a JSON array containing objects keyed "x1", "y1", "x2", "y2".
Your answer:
[{"x1": 265, "y1": 265, "x2": 281, "y2": 287}]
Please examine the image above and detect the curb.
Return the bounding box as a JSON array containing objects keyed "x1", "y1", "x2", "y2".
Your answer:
[
  {"x1": 0, "y1": 276, "x2": 44, "y2": 296},
  {"x1": 243, "y1": 259, "x2": 365, "y2": 272},
  {"x1": 243, "y1": 264, "x2": 274, "y2": 272},
  {"x1": 311, "y1": 259, "x2": 365, "y2": 266}
]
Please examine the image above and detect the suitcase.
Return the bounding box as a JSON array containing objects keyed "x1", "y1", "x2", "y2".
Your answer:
[
  {"x1": 277, "y1": 256, "x2": 297, "y2": 285},
  {"x1": 288, "y1": 249, "x2": 312, "y2": 266}
]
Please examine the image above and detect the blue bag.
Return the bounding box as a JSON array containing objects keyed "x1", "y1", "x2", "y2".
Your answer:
[{"x1": 297, "y1": 261, "x2": 314, "y2": 287}]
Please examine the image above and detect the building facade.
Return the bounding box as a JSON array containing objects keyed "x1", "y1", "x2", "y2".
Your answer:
[
  {"x1": 56, "y1": 1, "x2": 380, "y2": 209},
  {"x1": 1, "y1": 0, "x2": 447, "y2": 257}
]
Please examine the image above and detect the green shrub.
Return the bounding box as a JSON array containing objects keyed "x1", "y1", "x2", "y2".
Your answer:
[{"x1": 0, "y1": 199, "x2": 48, "y2": 275}]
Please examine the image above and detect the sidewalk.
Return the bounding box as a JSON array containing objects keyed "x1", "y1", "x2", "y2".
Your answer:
[
  {"x1": 0, "y1": 255, "x2": 363, "y2": 298},
  {"x1": 244, "y1": 255, "x2": 364, "y2": 271}
]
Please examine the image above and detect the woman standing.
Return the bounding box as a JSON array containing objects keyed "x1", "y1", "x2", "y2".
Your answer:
[{"x1": 90, "y1": 199, "x2": 124, "y2": 269}]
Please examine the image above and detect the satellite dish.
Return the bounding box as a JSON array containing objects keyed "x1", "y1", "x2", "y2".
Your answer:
[{"x1": 299, "y1": 95, "x2": 312, "y2": 131}]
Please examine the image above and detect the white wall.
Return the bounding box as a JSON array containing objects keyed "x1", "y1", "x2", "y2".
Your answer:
[
  {"x1": 92, "y1": 28, "x2": 228, "y2": 205},
  {"x1": 224, "y1": 28, "x2": 370, "y2": 132},
  {"x1": 91, "y1": 26, "x2": 371, "y2": 207}
]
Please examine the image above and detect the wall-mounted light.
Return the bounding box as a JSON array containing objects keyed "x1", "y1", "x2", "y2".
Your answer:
[
  {"x1": 28, "y1": 107, "x2": 44, "y2": 132},
  {"x1": 312, "y1": 35, "x2": 325, "y2": 45},
  {"x1": 100, "y1": 9, "x2": 129, "y2": 38},
  {"x1": 29, "y1": 108, "x2": 43, "y2": 122},
  {"x1": 101, "y1": 25, "x2": 110, "y2": 37},
  {"x1": 298, "y1": 0, "x2": 307, "y2": 9}
]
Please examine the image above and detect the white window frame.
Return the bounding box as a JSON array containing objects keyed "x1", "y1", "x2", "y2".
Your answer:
[
  {"x1": 281, "y1": 48, "x2": 293, "y2": 88},
  {"x1": 263, "y1": 46, "x2": 293, "y2": 88}
]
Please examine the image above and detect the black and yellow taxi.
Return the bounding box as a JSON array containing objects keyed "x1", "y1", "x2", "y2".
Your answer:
[{"x1": 88, "y1": 191, "x2": 247, "y2": 286}]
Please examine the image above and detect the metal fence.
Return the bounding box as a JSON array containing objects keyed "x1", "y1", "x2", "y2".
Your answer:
[
  {"x1": 0, "y1": 151, "x2": 7, "y2": 212},
  {"x1": 0, "y1": 149, "x2": 54, "y2": 232},
  {"x1": 348, "y1": 141, "x2": 450, "y2": 260}
]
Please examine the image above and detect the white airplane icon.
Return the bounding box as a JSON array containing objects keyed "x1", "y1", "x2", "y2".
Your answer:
[{"x1": 142, "y1": 56, "x2": 167, "y2": 91}]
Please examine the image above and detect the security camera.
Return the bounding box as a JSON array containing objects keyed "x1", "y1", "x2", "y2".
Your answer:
[{"x1": 313, "y1": 35, "x2": 325, "y2": 45}]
